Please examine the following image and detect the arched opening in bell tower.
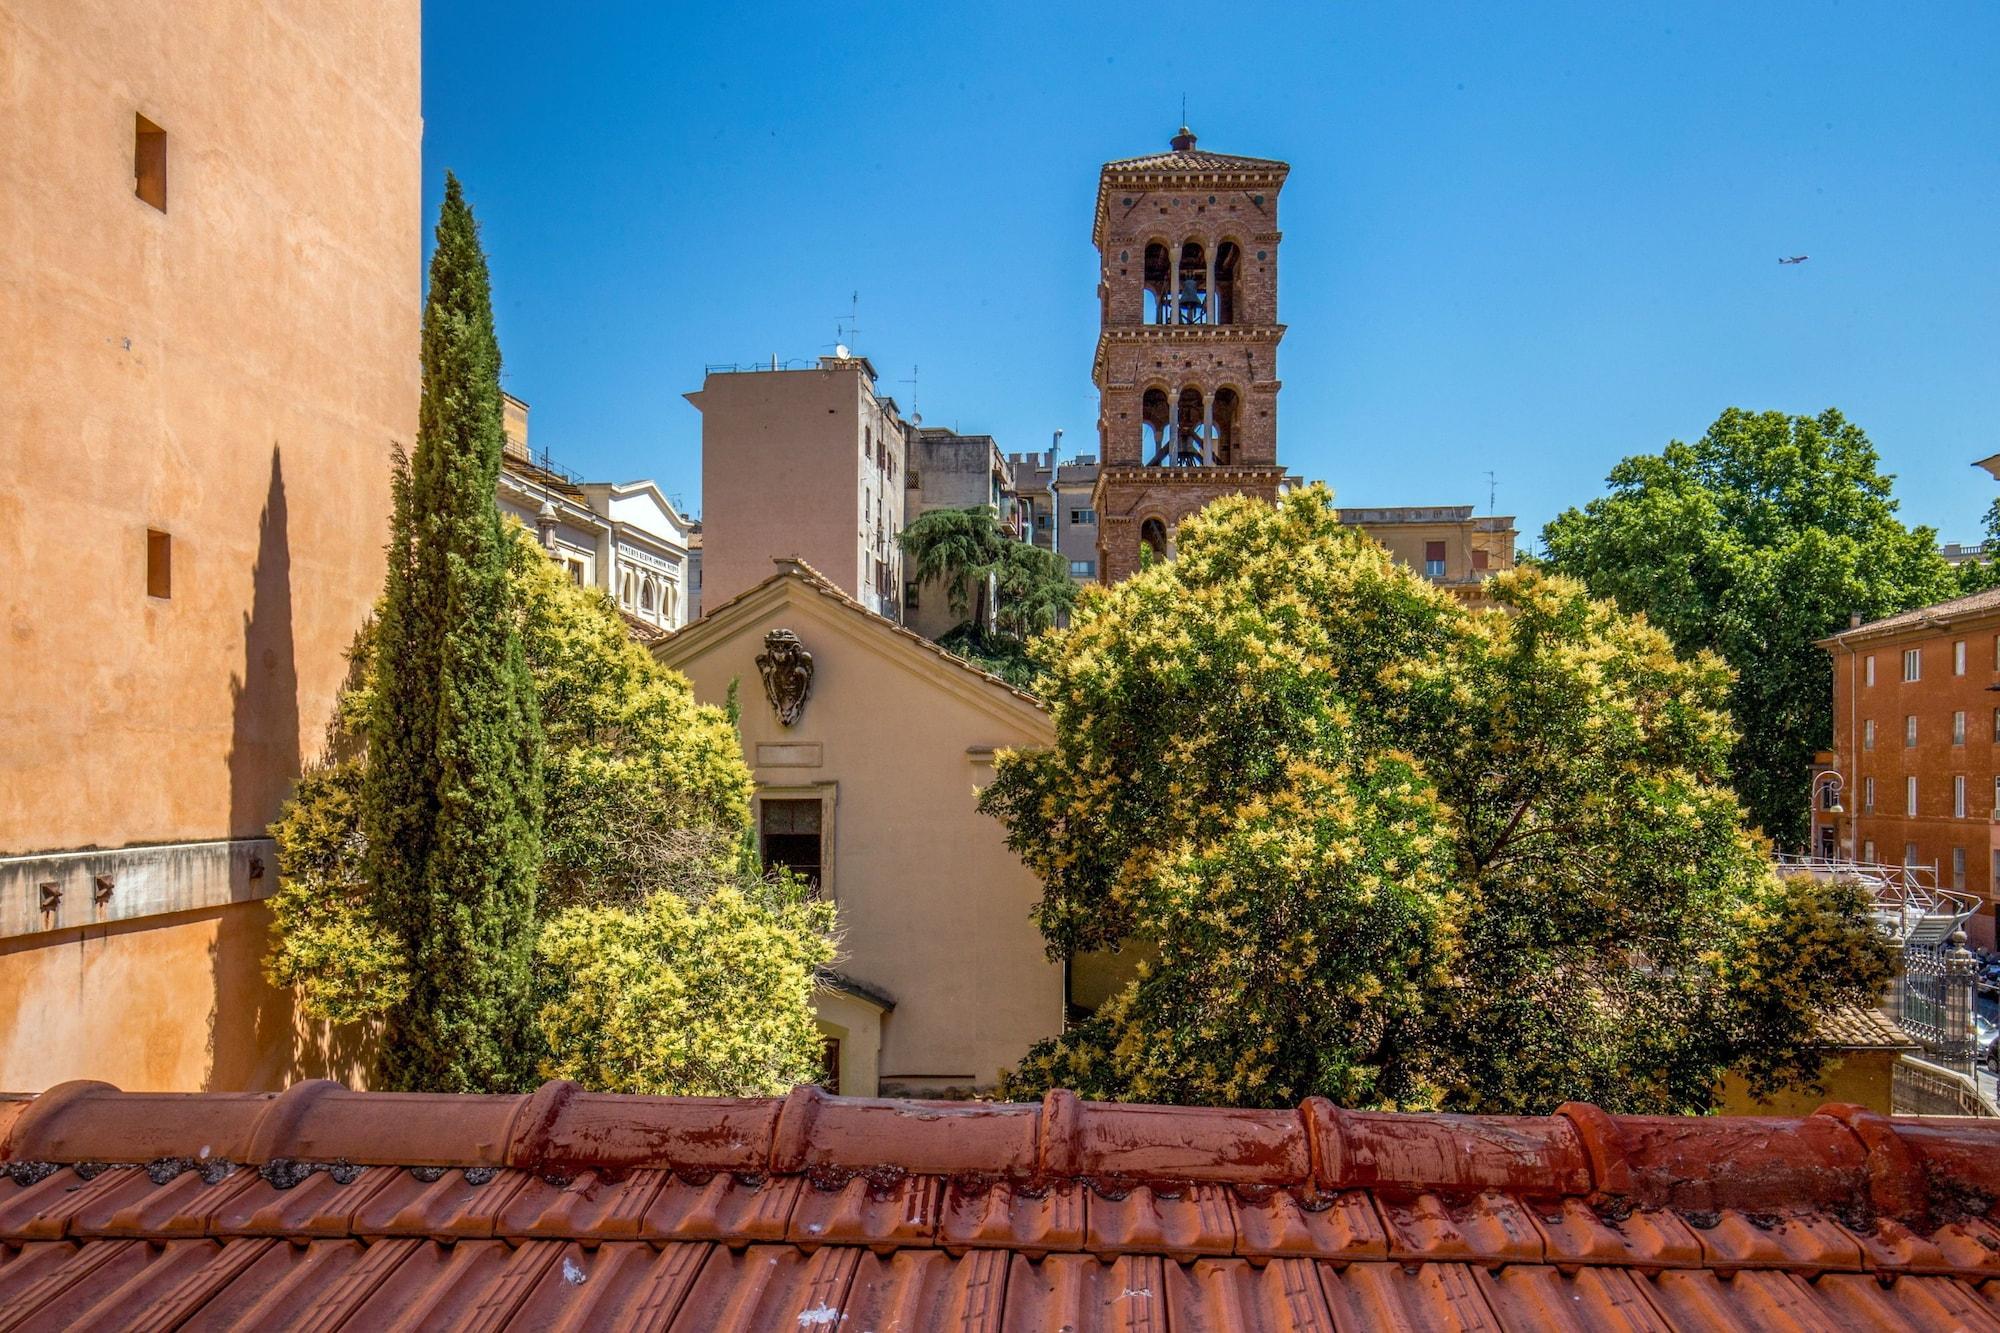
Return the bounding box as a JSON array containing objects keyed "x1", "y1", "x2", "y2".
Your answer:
[
  {"x1": 1177, "y1": 241, "x2": 1209, "y2": 324},
  {"x1": 1174, "y1": 387, "x2": 1206, "y2": 465},
  {"x1": 1141, "y1": 387, "x2": 1172, "y2": 463},
  {"x1": 1140, "y1": 517, "x2": 1170, "y2": 564},
  {"x1": 1211, "y1": 386, "x2": 1240, "y2": 464},
  {"x1": 1142, "y1": 242, "x2": 1171, "y2": 324},
  {"x1": 1214, "y1": 242, "x2": 1241, "y2": 324}
]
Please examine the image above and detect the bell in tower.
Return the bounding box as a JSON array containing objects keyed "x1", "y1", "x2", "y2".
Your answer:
[{"x1": 1088, "y1": 128, "x2": 1290, "y2": 584}]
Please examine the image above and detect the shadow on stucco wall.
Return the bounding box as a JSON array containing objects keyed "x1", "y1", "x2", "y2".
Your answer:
[
  {"x1": 206, "y1": 448, "x2": 381, "y2": 1089},
  {"x1": 227, "y1": 447, "x2": 300, "y2": 841},
  {"x1": 203, "y1": 903, "x2": 376, "y2": 1091}
]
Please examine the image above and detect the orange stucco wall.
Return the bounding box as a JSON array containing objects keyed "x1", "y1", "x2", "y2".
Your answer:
[
  {"x1": 0, "y1": 0, "x2": 421, "y2": 854},
  {"x1": 0, "y1": 900, "x2": 372, "y2": 1093}
]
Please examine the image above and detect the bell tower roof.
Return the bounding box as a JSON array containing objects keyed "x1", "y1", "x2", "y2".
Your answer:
[{"x1": 1093, "y1": 132, "x2": 1289, "y2": 249}]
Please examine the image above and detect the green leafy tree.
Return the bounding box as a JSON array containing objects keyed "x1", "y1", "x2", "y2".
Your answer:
[
  {"x1": 983, "y1": 485, "x2": 1892, "y2": 1113},
  {"x1": 270, "y1": 527, "x2": 826, "y2": 1095},
  {"x1": 1541, "y1": 408, "x2": 1958, "y2": 847},
  {"x1": 364, "y1": 176, "x2": 543, "y2": 1092},
  {"x1": 900, "y1": 505, "x2": 1075, "y2": 637}
]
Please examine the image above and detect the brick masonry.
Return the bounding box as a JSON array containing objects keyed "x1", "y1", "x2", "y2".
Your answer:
[
  {"x1": 1820, "y1": 595, "x2": 2000, "y2": 949},
  {"x1": 1090, "y1": 134, "x2": 1290, "y2": 583}
]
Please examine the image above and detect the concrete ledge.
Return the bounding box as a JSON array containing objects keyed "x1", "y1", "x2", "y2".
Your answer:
[{"x1": 0, "y1": 839, "x2": 277, "y2": 940}]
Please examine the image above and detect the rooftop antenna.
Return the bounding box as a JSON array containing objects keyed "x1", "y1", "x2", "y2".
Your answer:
[
  {"x1": 1180, "y1": 93, "x2": 1187, "y2": 127},
  {"x1": 829, "y1": 291, "x2": 862, "y2": 350},
  {"x1": 1484, "y1": 470, "x2": 1497, "y2": 515},
  {"x1": 899, "y1": 364, "x2": 919, "y2": 418}
]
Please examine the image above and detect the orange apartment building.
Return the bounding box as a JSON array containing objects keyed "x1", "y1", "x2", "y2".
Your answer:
[{"x1": 1817, "y1": 586, "x2": 2000, "y2": 949}]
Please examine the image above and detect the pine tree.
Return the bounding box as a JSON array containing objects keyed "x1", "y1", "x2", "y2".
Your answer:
[{"x1": 364, "y1": 174, "x2": 543, "y2": 1092}]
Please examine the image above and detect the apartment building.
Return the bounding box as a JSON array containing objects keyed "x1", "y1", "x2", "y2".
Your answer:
[
  {"x1": 687, "y1": 353, "x2": 906, "y2": 619},
  {"x1": 1010, "y1": 448, "x2": 1103, "y2": 583},
  {"x1": 495, "y1": 394, "x2": 695, "y2": 636},
  {"x1": 1337, "y1": 506, "x2": 1518, "y2": 604},
  {"x1": 1818, "y1": 587, "x2": 2000, "y2": 948}
]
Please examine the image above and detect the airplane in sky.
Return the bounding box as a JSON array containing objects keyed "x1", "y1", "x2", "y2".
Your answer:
[{"x1": 1779, "y1": 255, "x2": 1809, "y2": 265}]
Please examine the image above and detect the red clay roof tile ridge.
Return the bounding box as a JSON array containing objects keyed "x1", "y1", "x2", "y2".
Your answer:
[{"x1": 9, "y1": 1083, "x2": 2000, "y2": 1231}]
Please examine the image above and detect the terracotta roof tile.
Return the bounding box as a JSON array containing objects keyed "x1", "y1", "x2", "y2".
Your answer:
[{"x1": 9, "y1": 1081, "x2": 2000, "y2": 1328}]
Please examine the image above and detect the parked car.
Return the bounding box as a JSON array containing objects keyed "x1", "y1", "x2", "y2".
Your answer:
[{"x1": 1977, "y1": 1013, "x2": 2000, "y2": 1070}]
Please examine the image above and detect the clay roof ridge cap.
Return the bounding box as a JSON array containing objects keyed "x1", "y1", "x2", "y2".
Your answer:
[
  {"x1": 1811, "y1": 1102, "x2": 1928, "y2": 1224},
  {"x1": 1555, "y1": 1102, "x2": 1632, "y2": 1199},
  {"x1": 1038, "y1": 1089, "x2": 1081, "y2": 1178},
  {"x1": 245, "y1": 1080, "x2": 347, "y2": 1165},
  {"x1": 770, "y1": 1083, "x2": 826, "y2": 1175},
  {"x1": 504, "y1": 1080, "x2": 581, "y2": 1172},
  {"x1": 1298, "y1": 1097, "x2": 1345, "y2": 1193},
  {"x1": 1, "y1": 1079, "x2": 117, "y2": 1162}
]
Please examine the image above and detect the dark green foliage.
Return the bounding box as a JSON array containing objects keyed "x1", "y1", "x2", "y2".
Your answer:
[
  {"x1": 364, "y1": 175, "x2": 544, "y2": 1092},
  {"x1": 899, "y1": 506, "x2": 1076, "y2": 640},
  {"x1": 1541, "y1": 408, "x2": 1958, "y2": 847},
  {"x1": 936, "y1": 623, "x2": 1040, "y2": 691}
]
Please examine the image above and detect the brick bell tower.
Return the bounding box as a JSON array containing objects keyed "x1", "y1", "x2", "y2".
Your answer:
[{"x1": 1091, "y1": 127, "x2": 1289, "y2": 584}]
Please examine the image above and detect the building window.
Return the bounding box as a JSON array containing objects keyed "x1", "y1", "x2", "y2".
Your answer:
[
  {"x1": 1863, "y1": 839, "x2": 1875, "y2": 864},
  {"x1": 1424, "y1": 541, "x2": 1447, "y2": 578},
  {"x1": 145, "y1": 529, "x2": 172, "y2": 598},
  {"x1": 1956, "y1": 640, "x2": 1968, "y2": 675},
  {"x1": 1954, "y1": 847, "x2": 1967, "y2": 888},
  {"x1": 1906, "y1": 715, "x2": 1918, "y2": 748},
  {"x1": 1907, "y1": 775, "x2": 1918, "y2": 815},
  {"x1": 1069, "y1": 559, "x2": 1096, "y2": 577},
  {"x1": 1955, "y1": 710, "x2": 1967, "y2": 745},
  {"x1": 759, "y1": 799, "x2": 823, "y2": 892},
  {"x1": 904, "y1": 580, "x2": 919, "y2": 610},
  {"x1": 819, "y1": 1037, "x2": 841, "y2": 1094},
  {"x1": 1905, "y1": 841, "x2": 1919, "y2": 867},
  {"x1": 1863, "y1": 776, "x2": 1875, "y2": 812},
  {"x1": 1865, "y1": 655, "x2": 1876, "y2": 687},
  {"x1": 1955, "y1": 774, "x2": 1967, "y2": 818},
  {"x1": 1863, "y1": 719, "x2": 1875, "y2": 751},
  {"x1": 565, "y1": 558, "x2": 586, "y2": 585},
  {"x1": 1904, "y1": 648, "x2": 1921, "y2": 681},
  {"x1": 1069, "y1": 508, "x2": 1098, "y2": 525},
  {"x1": 134, "y1": 115, "x2": 167, "y2": 211},
  {"x1": 1471, "y1": 549, "x2": 1490, "y2": 571}
]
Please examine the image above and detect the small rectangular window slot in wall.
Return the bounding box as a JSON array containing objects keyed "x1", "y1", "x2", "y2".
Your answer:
[
  {"x1": 135, "y1": 114, "x2": 167, "y2": 211},
  {"x1": 146, "y1": 529, "x2": 172, "y2": 598}
]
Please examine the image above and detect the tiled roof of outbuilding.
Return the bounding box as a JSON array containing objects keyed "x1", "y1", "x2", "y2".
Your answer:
[{"x1": 6, "y1": 1081, "x2": 2000, "y2": 1328}]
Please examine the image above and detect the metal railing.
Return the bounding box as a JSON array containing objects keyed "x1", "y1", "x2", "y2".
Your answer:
[
  {"x1": 1892, "y1": 1054, "x2": 2000, "y2": 1117},
  {"x1": 1773, "y1": 854, "x2": 1983, "y2": 1080},
  {"x1": 1771, "y1": 854, "x2": 1978, "y2": 945}
]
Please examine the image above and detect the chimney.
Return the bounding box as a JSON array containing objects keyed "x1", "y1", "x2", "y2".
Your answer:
[
  {"x1": 502, "y1": 393, "x2": 530, "y2": 463},
  {"x1": 1848, "y1": 611, "x2": 1863, "y2": 630}
]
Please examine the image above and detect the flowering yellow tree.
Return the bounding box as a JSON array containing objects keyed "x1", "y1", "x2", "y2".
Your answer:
[{"x1": 984, "y1": 485, "x2": 1891, "y2": 1113}]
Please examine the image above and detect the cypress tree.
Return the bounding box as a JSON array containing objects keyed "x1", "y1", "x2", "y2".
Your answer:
[{"x1": 365, "y1": 173, "x2": 543, "y2": 1092}]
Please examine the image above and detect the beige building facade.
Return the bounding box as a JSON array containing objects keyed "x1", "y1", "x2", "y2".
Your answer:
[
  {"x1": 0, "y1": 0, "x2": 421, "y2": 1090},
  {"x1": 688, "y1": 355, "x2": 908, "y2": 620},
  {"x1": 655, "y1": 560, "x2": 1062, "y2": 1096},
  {"x1": 1338, "y1": 506, "x2": 1518, "y2": 604}
]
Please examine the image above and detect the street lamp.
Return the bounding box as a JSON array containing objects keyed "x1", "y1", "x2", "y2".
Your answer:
[{"x1": 1809, "y1": 771, "x2": 1846, "y2": 863}]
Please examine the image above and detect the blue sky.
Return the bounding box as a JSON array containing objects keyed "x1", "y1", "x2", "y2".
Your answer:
[{"x1": 424, "y1": 2, "x2": 1999, "y2": 547}]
